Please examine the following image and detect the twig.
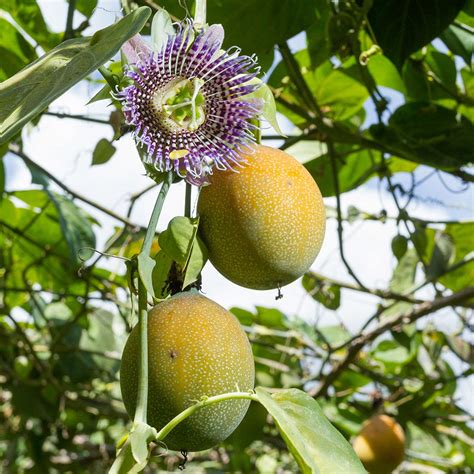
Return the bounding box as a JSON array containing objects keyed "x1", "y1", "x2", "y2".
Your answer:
[
  {"x1": 44, "y1": 111, "x2": 110, "y2": 125},
  {"x1": 64, "y1": 0, "x2": 77, "y2": 40},
  {"x1": 328, "y1": 141, "x2": 367, "y2": 289},
  {"x1": 8, "y1": 145, "x2": 143, "y2": 229},
  {"x1": 305, "y1": 271, "x2": 423, "y2": 304},
  {"x1": 310, "y1": 286, "x2": 474, "y2": 397}
]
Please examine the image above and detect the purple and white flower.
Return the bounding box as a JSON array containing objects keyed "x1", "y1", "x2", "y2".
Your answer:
[{"x1": 119, "y1": 16, "x2": 262, "y2": 184}]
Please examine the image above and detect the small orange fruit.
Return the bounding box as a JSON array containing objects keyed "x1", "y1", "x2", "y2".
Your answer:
[
  {"x1": 198, "y1": 145, "x2": 325, "y2": 290},
  {"x1": 352, "y1": 414, "x2": 405, "y2": 473},
  {"x1": 120, "y1": 292, "x2": 254, "y2": 452}
]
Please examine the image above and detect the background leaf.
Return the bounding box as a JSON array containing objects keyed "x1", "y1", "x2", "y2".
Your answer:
[
  {"x1": 92, "y1": 138, "x2": 116, "y2": 166},
  {"x1": 367, "y1": 0, "x2": 466, "y2": 69}
]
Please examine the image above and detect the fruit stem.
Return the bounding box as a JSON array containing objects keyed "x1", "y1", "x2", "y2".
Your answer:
[
  {"x1": 134, "y1": 171, "x2": 174, "y2": 424},
  {"x1": 155, "y1": 391, "x2": 258, "y2": 442}
]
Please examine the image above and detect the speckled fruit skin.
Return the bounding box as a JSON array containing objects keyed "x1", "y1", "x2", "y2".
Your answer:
[
  {"x1": 197, "y1": 145, "x2": 326, "y2": 290},
  {"x1": 119, "y1": 292, "x2": 254, "y2": 452},
  {"x1": 352, "y1": 415, "x2": 405, "y2": 474}
]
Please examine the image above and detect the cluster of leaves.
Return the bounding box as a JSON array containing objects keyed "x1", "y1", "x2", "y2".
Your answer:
[{"x1": 1, "y1": 0, "x2": 473, "y2": 472}]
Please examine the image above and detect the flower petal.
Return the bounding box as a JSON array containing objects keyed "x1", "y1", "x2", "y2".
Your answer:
[{"x1": 122, "y1": 34, "x2": 152, "y2": 64}]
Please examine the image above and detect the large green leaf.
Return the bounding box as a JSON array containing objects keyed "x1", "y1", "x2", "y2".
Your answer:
[
  {"x1": 440, "y1": 23, "x2": 474, "y2": 66},
  {"x1": 255, "y1": 388, "x2": 365, "y2": 473},
  {"x1": 306, "y1": 0, "x2": 332, "y2": 68},
  {"x1": 371, "y1": 102, "x2": 474, "y2": 170},
  {"x1": 0, "y1": 6, "x2": 151, "y2": 144},
  {"x1": 305, "y1": 148, "x2": 376, "y2": 197},
  {"x1": 366, "y1": 54, "x2": 406, "y2": 93},
  {"x1": 311, "y1": 66, "x2": 369, "y2": 121},
  {"x1": 441, "y1": 222, "x2": 474, "y2": 293},
  {"x1": 48, "y1": 192, "x2": 96, "y2": 265},
  {"x1": 367, "y1": 0, "x2": 466, "y2": 70}
]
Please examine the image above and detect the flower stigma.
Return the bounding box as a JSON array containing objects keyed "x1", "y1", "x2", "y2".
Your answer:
[{"x1": 153, "y1": 77, "x2": 206, "y2": 133}]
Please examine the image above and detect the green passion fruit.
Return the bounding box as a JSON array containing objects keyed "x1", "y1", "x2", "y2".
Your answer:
[
  {"x1": 120, "y1": 292, "x2": 255, "y2": 452},
  {"x1": 198, "y1": 145, "x2": 326, "y2": 290}
]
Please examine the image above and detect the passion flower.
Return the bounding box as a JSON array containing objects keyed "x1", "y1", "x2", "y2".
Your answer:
[{"x1": 119, "y1": 17, "x2": 262, "y2": 184}]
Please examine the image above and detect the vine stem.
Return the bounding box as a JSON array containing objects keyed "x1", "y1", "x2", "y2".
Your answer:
[
  {"x1": 155, "y1": 392, "x2": 257, "y2": 442},
  {"x1": 184, "y1": 183, "x2": 192, "y2": 217},
  {"x1": 134, "y1": 172, "x2": 173, "y2": 424}
]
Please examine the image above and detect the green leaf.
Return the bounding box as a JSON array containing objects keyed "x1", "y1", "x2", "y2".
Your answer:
[
  {"x1": 440, "y1": 23, "x2": 474, "y2": 66},
  {"x1": 182, "y1": 235, "x2": 207, "y2": 289},
  {"x1": 230, "y1": 307, "x2": 255, "y2": 326},
  {"x1": 255, "y1": 388, "x2": 365, "y2": 473},
  {"x1": 86, "y1": 83, "x2": 112, "y2": 104},
  {"x1": 0, "y1": 6, "x2": 151, "y2": 144},
  {"x1": 371, "y1": 339, "x2": 413, "y2": 367},
  {"x1": 0, "y1": 0, "x2": 61, "y2": 50},
  {"x1": 426, "y1": 231, "x2": 455, "y2": 280},
  {"x1": 446, "y1": 335, "x2": 473, "y2": 364},
  {"x1": 151, "y1": 250, "x2": 173, "y2": 299},
  {"x1": 306, "y1": 0, "x2": 332, "y2": 68},
  {"x1": 384, "y1": 248, "x2": 418, "y2": 318},
  {"x1": 0, "y1": 195, "x2": 93, "y2": 303},
  {"x1": 461, "y1": 67, "x2": 474, "y2": 99},
  {"x1": 373, "y1": 102, "x2": 474, "y2": 170},
  {"x1": 312, "y1": 66, "x2": 368, "y2": 121},
  {"x1": 109, "y1": 438, "x2": 143, "y2": 474},
  {"x1": 0, "y1": 18, "x2": 37, "y2": 81},
  {"x1": 138, "y1": 252, "x2": 156, "y2": 299},
  {"x1": 158, "y1": 216, "x2": 197, "y2": 266},
  {"x1": 226, "y1": 401, "x2": 268, "y2": 450},
  {"x1": 425, "y1": 51, "x2": 457, "y2": 94},
  {"x1": 366, "y1": 54, "x2": 406, "y2": 93},
  {"x1": 48, "y1": 192, "x2": 96, "y2": 265},
  {"x1": 150, "y1": 8, "x2": 175, "y2": 52},
  {"x1": 243, "y1": 80, "x2": 285, "y2": 136},
  {"x1": 130, "y1": 422, "x2": 157, "y2": 466},
  {"x1": 255, "y1": 307, "x2": 288, "y2": 329},
  {"x1": 79, "y1": 309, "x2": 122, "y2": 372},
  {"x1": 367, "y1": 0, "x2": 466, "y2": 70},
  {"x1": 320, "y1": 401, "x2": 366, "y2": 436},
  {"x1": 92, "y1": 138, "x2": 116, "y2": 165},
  {"x1": 284, "y1": 140, "x2": 327, "y2": 164},
  {"x1": 441, "y1": 222, "x2": 474, "y2": 293},
  {"x1": 305, "y1": 148, "x2": 377, "y2": 197},
  {"x1": 0, "y1": 157, "x2": 5, "y2": 197},
  {"x1": 390, "y1": 247, "x2": 418, "y2": 294},
  {"x1": 391, "y1": 235, "x2": 408, "y2": 261},
  {"x1": 76, "y1": 0, "x2": 98, "y2": 18},
  {"x1": 302, "y1": 273, "x2": 341, "y2": 310},
  {"x1": 318, "y1": 325, "x2": 351, "y2": 348}
]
